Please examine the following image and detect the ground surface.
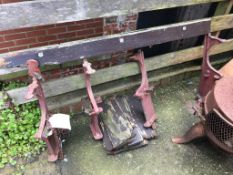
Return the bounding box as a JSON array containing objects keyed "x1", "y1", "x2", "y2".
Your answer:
[{"x1": 2, "y1": 76, "x2": 233, "y2": 175}]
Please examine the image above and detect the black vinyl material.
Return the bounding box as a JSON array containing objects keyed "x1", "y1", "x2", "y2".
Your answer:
[{"x1": 99, "y1": 96, "x2": 157, "y2": 154}]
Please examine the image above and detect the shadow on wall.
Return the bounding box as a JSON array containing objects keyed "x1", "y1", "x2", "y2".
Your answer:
[
  {"x1": 136, "y1": 2, "x2": 221, "y2": 58},
  {"x1": 220, "y1": 8, "x2": 233, "y2": 39}
]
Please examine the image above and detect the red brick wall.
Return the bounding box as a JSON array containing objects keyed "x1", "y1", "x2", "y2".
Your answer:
[
  {"x1": 0, "y1": 19, "x2": 103, "y2": 54},
  {"x1": 0, "y1": 0, "x2": 103, "y2": 54},
  {"x1": 1, "y1": 0, "x2": 138, "y2": 114},
  {"x1": 0, "y1": 0, "x2": 137, "y2": 83},
  {"x1": 103, "y1": 14, "x2": 138, "y2": 64},
  {"x1": 103, "y1": 14, "x2": 138, "y2": 35},
  {"x1": 0, "y1": 0, "x2": 137, "y2": 56},
  {"x1": 1, "y1": 13, "x2": 138, "y2": 83},
  {"x1": 0, "y1": 1, "x2": 103, "y2": 83},
  {"x1": 0, "y1": 0, "x2": 136, "y2": 57}
]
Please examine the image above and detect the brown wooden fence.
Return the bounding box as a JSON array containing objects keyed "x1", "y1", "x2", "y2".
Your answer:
[{"x1": 0, "y1": 0, "x2": 232, "y2": 111}]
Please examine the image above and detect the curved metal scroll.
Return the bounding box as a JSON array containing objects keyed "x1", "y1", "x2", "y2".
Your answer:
[{"x1": 198, "y1": 34, "x2": 225, "y2": 99}]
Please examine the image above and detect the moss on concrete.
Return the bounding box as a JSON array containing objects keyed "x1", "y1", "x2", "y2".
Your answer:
[
  {"x1": 59, "y1": 76, "x2": 233, "y2": 175},
  {"x1": 5, "y1": 76, "x2": 233, "y2": 175}
]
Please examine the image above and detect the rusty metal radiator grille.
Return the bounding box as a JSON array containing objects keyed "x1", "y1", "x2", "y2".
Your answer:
[{"x1": 205, "y1": 110, "x2": 233, "y2": 153}]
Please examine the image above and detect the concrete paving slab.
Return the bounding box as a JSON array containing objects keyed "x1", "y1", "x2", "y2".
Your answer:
[{"x1": 58, "y1": 77, "x2": 233, "y2": 175}]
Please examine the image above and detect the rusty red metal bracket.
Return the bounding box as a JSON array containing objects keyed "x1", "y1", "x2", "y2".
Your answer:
[
  {"x1": 25, "y1": 59, "x2": 62, "y2": 162},
  {"x1": 172, "y1": 34, "x2": 227, "y2": 144},
  {"x1": 198, "y1": 34, "x2": 225, "y2": 99},
  {"x1": 83, "y1": 59, "x2": 103, "y2": 140},
  {"x1": 131, "y1": 51, "x2": 157, "y2": 128}
]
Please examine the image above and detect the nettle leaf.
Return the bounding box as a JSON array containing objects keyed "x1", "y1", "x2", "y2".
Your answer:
[
  {"x1": 0, "y1": 82, "x2": 43, "y2": 168},
  {"x1": 15, "y1": 106, "x2": 20, "y2": 112},
  {"x1": 0, "y1": 163, "x2": 4, "y2": 168},
  {"x1": 2, "y1": 153, "x2": 7, "y2": 158},
  {"x1": 9, "y1": 159, "x2": 17, "y2": 166},
  {"x1": 0, "y1": 100, "x2": 4, "y2": 107},
  {"x1": 3, "y1": 94, "x2": 8, "y2": 100},
  {"x1": 1, "y1": 157, "x2": 8, "y2": 163},
  {"x1": 1, "y1": 107, "x2": 42, "y2": 165}
]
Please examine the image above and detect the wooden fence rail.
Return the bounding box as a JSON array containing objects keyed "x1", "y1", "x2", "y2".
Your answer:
[
  {"x1": 0, "y1": 0, "x2": 232, "y2": 110},
  {"x1": 0, "y1": 13, "x2": 232, "y2": 80},
  {"x1": 0, "y1": 0, "x2": 226, "y2": 31},
  {"x1": 2, "y1": 38, "x2": 232, "y2": 108}
]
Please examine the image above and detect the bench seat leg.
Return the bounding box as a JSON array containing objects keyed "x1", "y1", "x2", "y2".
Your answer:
[
  {"x1": 131, "y1": 51, "x2": 158, "y2": 128},
  {"x1": 83, "y1": 60, "x2": 103, "y2": 140},
  {"x1": 25, "y1": 59, "x2": 63, "y2": 162}
]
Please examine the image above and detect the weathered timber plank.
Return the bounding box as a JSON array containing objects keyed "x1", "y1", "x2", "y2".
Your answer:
[
  {"x1": 0, "y1": 56, "x2": 105, "y2": 81},
  {"x1": 211, "y1": 14, "x2": 233, "y2": 32},
  {"x1": 4, "y1": 38, "x2": 233, "y2": 106},
  {"x1": 213, "y1": 1, "x2": 232, "y2": 16},
  {"x1": 47, "y1": 58, "x2": 230, "y2": 110},
  {"x1": 1, "y1": 14, "x2": 232, "y2": 71},
  {"x1": 0, "y1": 0, "x2": 225, "y2": 31},
  {"x1": 0, "y1": 19, "x2": 211, "y2": 68},
  {"x1": 0, "y1": 65, "x2": 60, "y2": 81},
  {"x1": 212, "y1": 1, "x2": 233, "y2": 36},
  {"x1": 0, "y1": 14, "x2": 232, "y2": 80}
]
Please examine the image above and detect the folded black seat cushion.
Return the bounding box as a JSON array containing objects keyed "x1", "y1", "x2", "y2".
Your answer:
[{"x1": 99, "y1": 95, "x2": 157, "y2": 154}]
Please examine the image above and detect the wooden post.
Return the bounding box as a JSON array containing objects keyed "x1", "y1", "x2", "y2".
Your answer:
[{"x1": 213, "y1": 0, "x2": 233, "y2": 37}]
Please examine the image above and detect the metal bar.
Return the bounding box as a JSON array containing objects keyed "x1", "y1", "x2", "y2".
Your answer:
[
  {"x1": 0, "y1": 0, "x2": 224, "y2": 31},
  {"x1": 0, "y1": 18, "x2": 211, "y2": 68}
]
